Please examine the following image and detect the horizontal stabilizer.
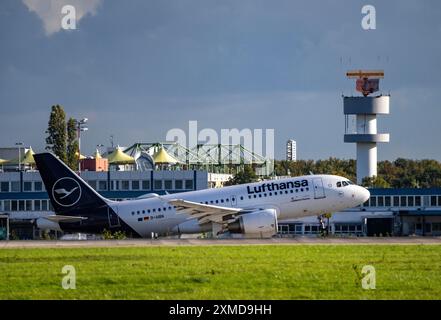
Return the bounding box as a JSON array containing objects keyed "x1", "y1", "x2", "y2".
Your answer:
[
  {"x1": 136, "y1": 193, "x2": 160, "y2": 199},
  {"x1": 44, "y1": 215, "x2": 88, "y2": 223}
]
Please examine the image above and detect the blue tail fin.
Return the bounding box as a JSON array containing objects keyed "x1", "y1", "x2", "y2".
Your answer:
[{"x1": 34, "y1": 152, "x2": 110, "y2": 215}]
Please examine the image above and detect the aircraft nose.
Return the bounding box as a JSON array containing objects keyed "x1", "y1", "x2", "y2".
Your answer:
[
  {"x1": 358, "y1": 186, "x2": 370, "y2": 203},
  {"x1": 349, "y1": 185, "x2": 370, "y2": 205}
]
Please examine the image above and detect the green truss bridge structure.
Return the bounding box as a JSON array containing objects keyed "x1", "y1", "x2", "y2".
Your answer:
[{"x1": 123, "y1": 142, "x2": 274, "y2": 177}]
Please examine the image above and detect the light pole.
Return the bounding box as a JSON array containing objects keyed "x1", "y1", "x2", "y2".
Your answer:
[
  {"x1": 15, "y1": 142, "x2": 23, "y2": 172},
  {"x1": 76, "y1": 118, "x2": 88, "y2": 171}
]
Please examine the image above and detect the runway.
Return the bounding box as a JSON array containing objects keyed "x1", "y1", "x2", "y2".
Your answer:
[{"x1": 1, "y1": 237, "x2": 441, "y2": 248}]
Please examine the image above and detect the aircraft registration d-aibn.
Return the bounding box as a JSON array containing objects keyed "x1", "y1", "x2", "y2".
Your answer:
[{"x1": 34, "y1": 153, "x2": 370, "y2": 238}]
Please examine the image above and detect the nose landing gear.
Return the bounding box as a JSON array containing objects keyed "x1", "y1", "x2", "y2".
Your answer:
[
  {"x1": 317, "y1": 215, "x2": 327, "y2": 236},
  {"x1": 317, "y1": 213, "x2": 332, "y2": 237}
]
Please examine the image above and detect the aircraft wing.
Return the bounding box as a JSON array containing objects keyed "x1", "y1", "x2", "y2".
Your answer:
[
  {"x1": 44, "y1": 215, "x2": 88, "y2": 223},
  {"x1": 164, "y1": 199, "x2": 241, "y2": 224}
]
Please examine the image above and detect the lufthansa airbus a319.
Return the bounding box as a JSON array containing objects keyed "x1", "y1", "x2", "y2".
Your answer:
[{"x1": 33, "y1": 153, "x2": 370, "y2": 238}]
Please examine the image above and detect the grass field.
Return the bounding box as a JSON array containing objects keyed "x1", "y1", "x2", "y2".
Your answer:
[{"x1": 1, "y1": 244, "x2": 441, "y2": 299}]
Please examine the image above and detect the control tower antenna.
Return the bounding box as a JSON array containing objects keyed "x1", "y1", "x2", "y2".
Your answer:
[{"x1": 344, "y1": 70, "x2": 390, "y2": 184}]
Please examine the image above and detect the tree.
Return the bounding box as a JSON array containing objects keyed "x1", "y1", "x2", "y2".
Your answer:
[
  {"x1": 45, "y1": 106, "x2": 81, "y2": 170},
  {"x1": 46, "y1": 105, "x2": 67, "y2": 163},
  {"x1": 66, "y1": 118, "x2": 79, "y2": 170},
  {"x1": 225, "y1": 165, "x2": 258, "y2": 185},
  {"x1": 361, "y1": 176, "x2": 391, "y2": 188}
]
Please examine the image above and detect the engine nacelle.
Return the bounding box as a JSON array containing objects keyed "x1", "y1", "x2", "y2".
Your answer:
[
  {"x1": 35, "y1": 218, "x2": 62, "y2": 231},
  {"x1": 228, "y1": 209, "x2": 278, "y2": 237},
  {"x1": 172, "y1": 219, "x2": 211, "y2": 234}
]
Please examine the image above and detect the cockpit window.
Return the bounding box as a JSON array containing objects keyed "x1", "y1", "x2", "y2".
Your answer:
[{"x1": 337, "y1": 180, "x2": 353, "y2": 187}]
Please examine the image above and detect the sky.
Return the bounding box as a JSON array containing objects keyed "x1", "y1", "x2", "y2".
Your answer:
[{"x1": 0, "y1": 0, "x2": 440, "y2": 160}]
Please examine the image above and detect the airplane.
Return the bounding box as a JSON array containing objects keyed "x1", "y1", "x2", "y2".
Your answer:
[{"x1": 33, "y1": 152, "x2": 370, "y2": 238}]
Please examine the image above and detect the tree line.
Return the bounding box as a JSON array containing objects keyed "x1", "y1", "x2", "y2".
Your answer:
[{"x1": 274, "y1": 158, "x2": 441, "y2": 188}]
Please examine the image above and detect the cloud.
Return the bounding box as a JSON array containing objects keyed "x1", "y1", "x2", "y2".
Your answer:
[{"x1": 22, "y1": 0, "x2": 102, "y2": 36}]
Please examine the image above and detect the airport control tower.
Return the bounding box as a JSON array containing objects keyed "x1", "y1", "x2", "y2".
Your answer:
[{"x1": 344, "y1": 70, "x2": 390, "y2": 184}]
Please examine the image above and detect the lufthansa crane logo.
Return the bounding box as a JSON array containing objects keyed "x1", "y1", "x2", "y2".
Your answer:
[{"x1": 52, "y1": 177, "x2": 82, "y2": 207}]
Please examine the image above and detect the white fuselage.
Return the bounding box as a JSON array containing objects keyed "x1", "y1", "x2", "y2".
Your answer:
[{"x1": 109, "y1": 174, "x2": 369, "y2": 237}]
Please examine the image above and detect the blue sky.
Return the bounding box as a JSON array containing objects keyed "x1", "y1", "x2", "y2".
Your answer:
[{"x1": 0, "y1": 0, "x2": 440, "y2": 160}]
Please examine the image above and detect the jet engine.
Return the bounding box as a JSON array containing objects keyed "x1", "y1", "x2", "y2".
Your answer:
[
  {"x1": 227, "y1": 209, "x2": 278, "y2": 237},
  {"x1": 172, "y1": 219, "x2": 212, "y2": 234},
  {"x1": 35, "y1": 218, "x2": 62, "y2": 231}
]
